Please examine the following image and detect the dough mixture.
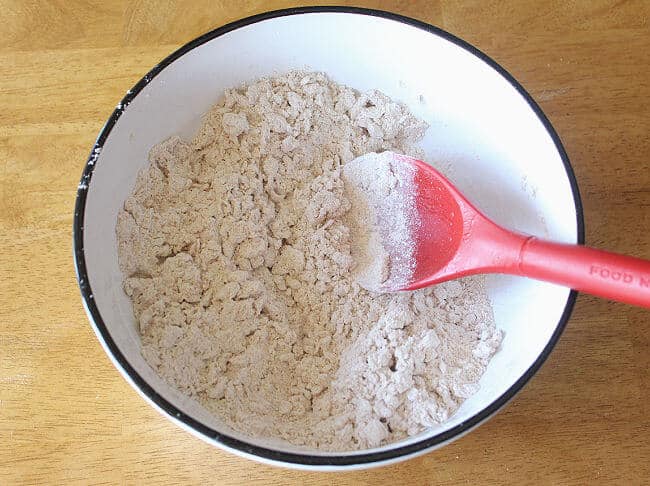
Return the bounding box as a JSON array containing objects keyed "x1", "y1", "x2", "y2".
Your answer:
[
  {"x1": 116, "y1": 71, "x2": 502, "y2": 451},
  {"x1": 342, "y1": 151, "x2": 418, "y2": 292}
]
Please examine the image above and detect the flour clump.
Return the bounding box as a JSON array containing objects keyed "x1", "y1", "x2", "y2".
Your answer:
[
  {"x1": 116, "y1": 71, "x2": 502, "y2": 451},
  {"x1": 342, "y1": 151, "x2": 418, "y2": 292}
]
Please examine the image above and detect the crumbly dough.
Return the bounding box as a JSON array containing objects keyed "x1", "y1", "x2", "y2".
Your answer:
[
  {"x1": 342, "y1": 151, "x2": 418, "y2": 292},
  {"x1": 116, "y1": 71, "x2": 502, "y2": 451}
]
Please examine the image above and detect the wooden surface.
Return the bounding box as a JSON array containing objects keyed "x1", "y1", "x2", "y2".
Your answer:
[{"x1": 1, "y1": 1, "x2": 649, "y2": 484}]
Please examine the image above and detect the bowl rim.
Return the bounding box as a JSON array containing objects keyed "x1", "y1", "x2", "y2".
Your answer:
[{"x1": 73, "y1": 6, "x2": 585, "y2": 468}]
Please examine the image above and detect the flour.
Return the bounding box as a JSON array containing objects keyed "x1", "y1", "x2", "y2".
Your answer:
[
  {"x1": 342, "y1": 151, "x2": 417, "y2": 292},
  {"x1": 116, "y1": 71, "x2": 502, "y2": 451}
]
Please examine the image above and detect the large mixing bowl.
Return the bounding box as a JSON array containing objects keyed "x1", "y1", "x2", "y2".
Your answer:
[{"x1": 73, "y1": 7, "x2": 584, "y2": 470}]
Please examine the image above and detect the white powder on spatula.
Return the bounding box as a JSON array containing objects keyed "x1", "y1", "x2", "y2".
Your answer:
[
  {"x1": 116, "y1": 70, "x2": 503, "y2": 451},
  {"x1": 342, "y1": 151, "x2": 417, "y2": 292}
]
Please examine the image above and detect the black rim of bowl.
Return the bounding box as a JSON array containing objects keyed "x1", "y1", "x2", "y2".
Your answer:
[{"x1": 73, "y1": 6, "x2": 585, "y2": 467}]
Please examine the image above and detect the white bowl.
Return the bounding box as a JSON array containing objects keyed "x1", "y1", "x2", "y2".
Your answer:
[{"x1": 73, "y1": 7, "x2": 583, "y2": 470}]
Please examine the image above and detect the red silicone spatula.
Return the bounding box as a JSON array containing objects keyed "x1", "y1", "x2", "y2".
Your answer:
[{"x1": 373, "y1": 152, "x2": 650, "y2": 308}]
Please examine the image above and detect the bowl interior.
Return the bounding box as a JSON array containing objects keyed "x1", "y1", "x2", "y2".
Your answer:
[{"x1": 79, "y1": 11, "x2": 578, "y2": 459}]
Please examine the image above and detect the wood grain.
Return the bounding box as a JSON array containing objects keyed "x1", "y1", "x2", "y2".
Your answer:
[{"x1": 1, "y1": 1, "x2": 649, "y2": 484}]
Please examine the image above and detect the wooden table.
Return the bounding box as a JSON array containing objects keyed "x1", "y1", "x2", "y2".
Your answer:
[{"x1": 2, "y1": 1, "x2": 648, "y2": 484}]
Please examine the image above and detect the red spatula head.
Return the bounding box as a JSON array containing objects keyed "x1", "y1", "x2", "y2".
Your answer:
[
  {"x1": 342, "y1": 152, "x2": 528, "y2": 293},
  {"x1": 399, "y1": 154, "x2": 528, "y2": 291},
  {"x1": 402, "y1": 155, "x2": 464, "y2": 281}
]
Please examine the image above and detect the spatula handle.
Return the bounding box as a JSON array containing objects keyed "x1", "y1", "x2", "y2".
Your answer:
[{"x1": 519, "y1": 237, "x2": 650, "y2": 308}]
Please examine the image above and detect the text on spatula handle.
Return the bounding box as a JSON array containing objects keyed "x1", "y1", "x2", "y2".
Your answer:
[{"x1": 590, "y1": 265, "x2": 650, "y2": 288}]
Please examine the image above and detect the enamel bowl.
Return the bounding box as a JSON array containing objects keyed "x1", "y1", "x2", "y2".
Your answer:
[{"x1": 74, "y1": 7, "x2": 583, "y2": 470}]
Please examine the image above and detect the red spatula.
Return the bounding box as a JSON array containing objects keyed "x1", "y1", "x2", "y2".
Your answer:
[{"x1": 353, "y1": 152, "x2": 650, "y2": 308}]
